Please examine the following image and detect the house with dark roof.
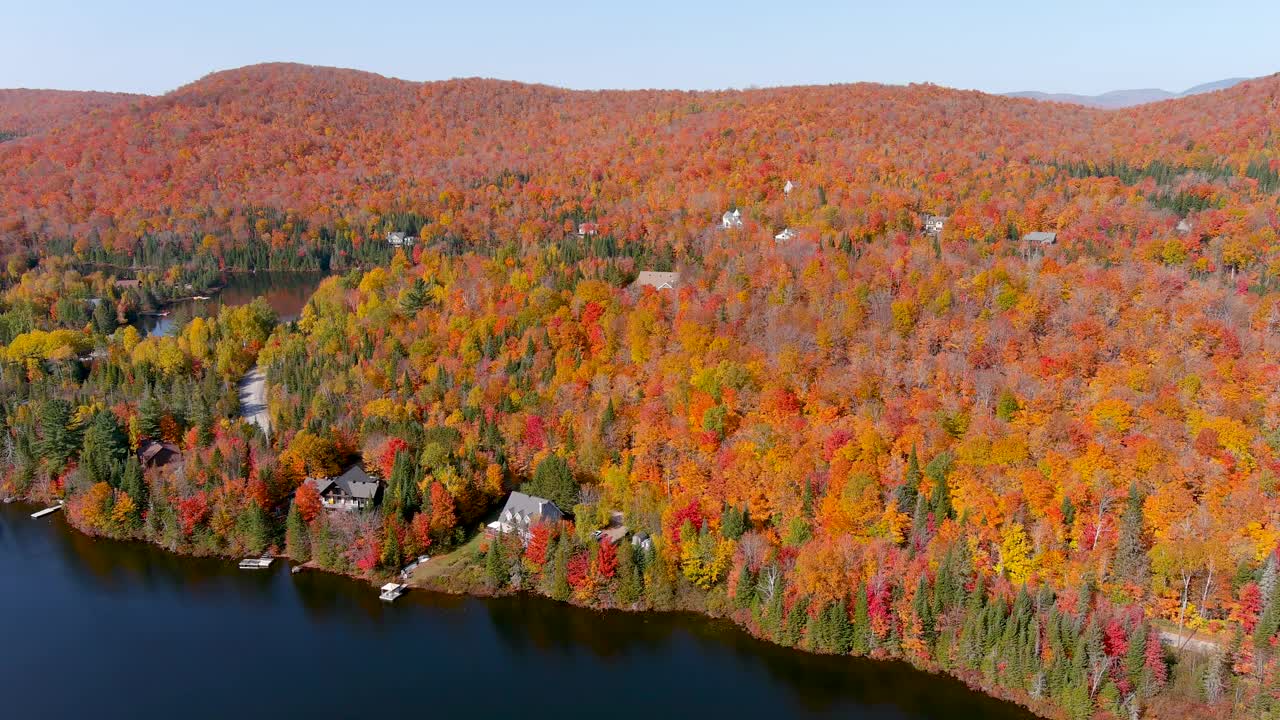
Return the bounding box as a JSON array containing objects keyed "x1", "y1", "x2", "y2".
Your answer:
[
  {"x1": 305, "y1": 464, "x2": 383, "y2": 512},
  {"x1": 486, "y1": 491, "x2": 564, "y2": 543},
  {"x1": 138, "y1": 439, "x2": 180, "y2": 469}
]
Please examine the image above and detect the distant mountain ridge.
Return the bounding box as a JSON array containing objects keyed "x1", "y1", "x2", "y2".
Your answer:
[{"x1": 1006, "y1": 77, "x2": 1251, "y2": 108}]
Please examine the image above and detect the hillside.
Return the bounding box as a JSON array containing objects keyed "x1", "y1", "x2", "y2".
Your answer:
[
  {"x1": 6, "y1": 62, "x2": 1280, "y2": 720},
  {"x1": 1006, "y1": 77, "x2": 1252, "y2": 108},
  {"x1": 0, "y1": 88, "x2": 140, "y2": 140},
  {"x1": 3, "y1": 63, "x2": 1277, "y2": 266}
]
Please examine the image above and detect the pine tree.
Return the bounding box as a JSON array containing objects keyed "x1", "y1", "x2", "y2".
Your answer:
[
  {"x1": 898, "y1": 447, "x2": 921, "y2": 515},
  {"x1": 37, "y1": 398, "x2": 78, "y2": 471},
  {"x1": 616, "y1": 540, "x2": 642, "y2": 606},
  {"x1": 549, "y1": 537, "x2": 571, "y2": 601},
  {"x1": 1112, "y1": 483, "x2": 1148, "y2": 586},
  {"x1": 138, "y1": 391, "x2": 162, "y2": 440},
  {"x1": 285, "y1": 502, "x2": 310, "y2": 563},
  {"x1": 119, "y1": 455, "x2": 145, "y2": 503},
  {"x1": 81, "y1": 410, "x2": 128, "y2": 487},
  {"x1": 720, "y1": 504, "x2": 747, "y2": 540},
  {"x1": 852, "y1": 582, "x2": 871, "y2": 655},
  {"x1": 485, "y1": 536, "x2": 507, "y2": 589},
  {"x1": 733, "y1": 563, "x2": 755, "y2": 609}
]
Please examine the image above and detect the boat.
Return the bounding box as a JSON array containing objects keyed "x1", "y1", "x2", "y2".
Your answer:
[
  {"x1": 238, "y1": 557, "x2": 274, "y2": 570},
  {"x1": 379, "y1": 583, "x2": 407, "y2": 602},
  {"x1": 398, "y1": 554, "x2": 431, "y2": 578}
]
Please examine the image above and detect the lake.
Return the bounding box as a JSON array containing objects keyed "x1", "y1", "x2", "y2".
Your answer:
[
  {"x1": 138, "y1": 271, "x2": 329, "y2": 337},
  {"x1": 0, "y1": 503, "x2": 1035, "y2": 720}
]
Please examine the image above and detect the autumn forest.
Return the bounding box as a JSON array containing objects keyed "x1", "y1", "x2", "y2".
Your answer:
[{"x1": 4, "y1": 63, "x2": 1280, "y2": 719}]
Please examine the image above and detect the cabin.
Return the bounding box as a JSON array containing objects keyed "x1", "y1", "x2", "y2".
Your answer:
[
  {"x1": 137, "y1": 439, "x2": 181, "y2": 469},
  {"x1": 386, "y1": 231, "x2": 416, "y2": 248},
  {"x1": 774, "y1": 228, "x2": 797, "y2": 243},
  {"x1": 486, "y1": 491, "x2": 564, "y2": 543},
  {"x1": 631, "y1": 531, "x2": 655, "y2": 553},
  {"x1": 304, "y1": 464, "x2": 383, "y2": 512},
  {"x1": 577, "y1": 222, "x2": 598, "y2": 237},
  {"x1": 720, "y1": 209, "x2": 744, "y2": 229},
  {"x1": 113, "y1": 278, "x2": 141, "y2": 290},
  {"x1": 631, "y1": 271, "x2": 680, "y2": 291},
  {"x1": 783, "y1": 180, "x2": 795, "y2": 194},
  {"x1": 1023, "y1": 231, "x2": 1057, "y2": 246},
  {"x1": 923, "y1": 214, "x2": 947, "y2": 235}
]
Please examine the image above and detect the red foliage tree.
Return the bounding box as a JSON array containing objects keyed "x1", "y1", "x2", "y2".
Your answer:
[
  {"x1": 595, "y1": 538, "x2": 618, "y2": 580},
  {"x1": 295, "y1": 481, "x2": 322, "y2": 523}
]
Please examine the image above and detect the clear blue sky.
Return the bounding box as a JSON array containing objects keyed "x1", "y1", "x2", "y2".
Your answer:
[{"x1": 3, "y1": 0, "x2": 1276, "y2": 96}]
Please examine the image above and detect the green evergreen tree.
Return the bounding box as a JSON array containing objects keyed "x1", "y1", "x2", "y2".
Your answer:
[
  {"x1": 898, "y1": 446, "x2": 921, "y2": 515},
  {"x1": 485, "y1": 536, "x2": 507, "y2": 589},
  {"x1": 616, "y1": 540, "x2": 642, "y2": 605},
  {"x1": 285, "y1": 502, "x2": 311, "y2": 563},
  {"x1": 733, "y1": 563, "x2": 755, "y2": 609},
  {"x1": 120, "y1": 456, "x2": 146, "y2": 510},
  {"x1": 80, "y1": 410, "x2": 129, "y2": 487},
  {"x1": 852, "y1": 582, "x2": 871, "y2": 655},
  {"x1": 524, "y1": 454, "x2": 579, "y2": 511},
  {"x1": 1111, "y1": 482, "x2": 1148, "y2": 586},
  {"x1": 720, "y1": 504, "x2": 747, "y2": 540},
  {"x1": 37, "y1": 398, "x2": 78, "y2": 471},
  {"x1": 549, "y1": 536, "x2": 571, "y2": 601}
]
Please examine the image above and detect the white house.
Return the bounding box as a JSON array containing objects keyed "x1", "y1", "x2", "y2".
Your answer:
[
  {"x1": 387, "y1": 231, "x2": 416, "y2": 248},
  {"x1": 1023, "y1": 231, "x2": 1057, "y2": 246},
  {"x1": 721, "y1": 209, "x2": 744, "y2": 229},
  {"x1": 1176, "y1": 219, "x2": 1192, "y2": 234},
  {"x1": 774, "y1": 228, "x2": 797, "y2": 242},
  {"x1": 923, "y1": 214, "x2": 947, "y2": 235},
  {"x1": 577, "y1": 222, "x2": 599, "y2": 237},
  {"x1": 783, "y1": 180, "x2": 795, "y2": 194}
]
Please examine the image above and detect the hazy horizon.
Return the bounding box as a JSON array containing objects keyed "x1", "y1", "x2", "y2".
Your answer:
[{"x1": 3, "y1": 0, "x2": 1277, "y2": 97}]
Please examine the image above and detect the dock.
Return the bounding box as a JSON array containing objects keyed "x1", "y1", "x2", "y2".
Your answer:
[
  {"x1": 379, "y1": 583, "x2": 407, "y2": 602},
  {"x1": 238, "y1": 557, "x2": 274, "y2": 570},
  {"x1": 30, "y1": 503, "x2": 63, "y2": 519}
]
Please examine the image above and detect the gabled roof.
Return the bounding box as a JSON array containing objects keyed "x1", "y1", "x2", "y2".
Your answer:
[
  {"x1": 138, "y1": 439, "x2": 180, "y2": 464},
  {"x1": 1023, "y1": 231, "x2": 1057, "y2": 245},
  {"x1": 308, "y1": 464, "x2": 382, "y2": 500},
  {"x1": 499, "y1": 491, "x2": 563, "y2": 527},
  {"x1": 632, "y1": 271, "x2": 680, "y2": 290}
]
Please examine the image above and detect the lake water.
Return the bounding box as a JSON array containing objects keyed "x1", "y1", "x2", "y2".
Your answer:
[
  {"x1": 0, "y1": 504, "x2": 1035, "y2": 720},
  {"x1": 138, "y1": 271, "x2": 328, "y2": 337}
]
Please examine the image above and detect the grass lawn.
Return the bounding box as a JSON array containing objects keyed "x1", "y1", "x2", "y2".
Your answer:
[{"x1": 408, "y1": 532, "x2": 484, "y2": 585}]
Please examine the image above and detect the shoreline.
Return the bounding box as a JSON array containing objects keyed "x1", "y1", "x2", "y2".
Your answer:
[{"x1": 13, "y1": 496, "x2": 1049, "y2": 719}]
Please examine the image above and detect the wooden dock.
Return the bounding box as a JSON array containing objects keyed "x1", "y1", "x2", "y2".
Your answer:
[
  {"x1": 30, "y1": 503, "x2": 63, "y2": 519},
  {"x1": 379, "y1": 583, "x2": 407, "y2": 602}
]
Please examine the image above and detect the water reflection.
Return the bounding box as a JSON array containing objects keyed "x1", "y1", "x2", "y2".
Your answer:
[
  {"x1": 136, "y1": 271, "x2": 328, "y2": 337},
  {"x1": 0, "y1": 503, "x2": 1035, "y2": 720}
]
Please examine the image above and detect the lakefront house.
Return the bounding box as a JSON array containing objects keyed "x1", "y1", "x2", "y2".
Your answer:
[
  {"x1": 305, "y1": 464, "x2": 383, "y2": 512},
  {"x1": 486, "y1": 491, "x2": 564, "y2": 543}
]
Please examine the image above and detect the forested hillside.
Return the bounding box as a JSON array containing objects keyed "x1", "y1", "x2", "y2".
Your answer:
[
  {"x1": 3, "y1": 64, "x2": 1280, "y2": 720},
  {"x1": 0, "y1": 88, "x2": 138, "y2": 141}
]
